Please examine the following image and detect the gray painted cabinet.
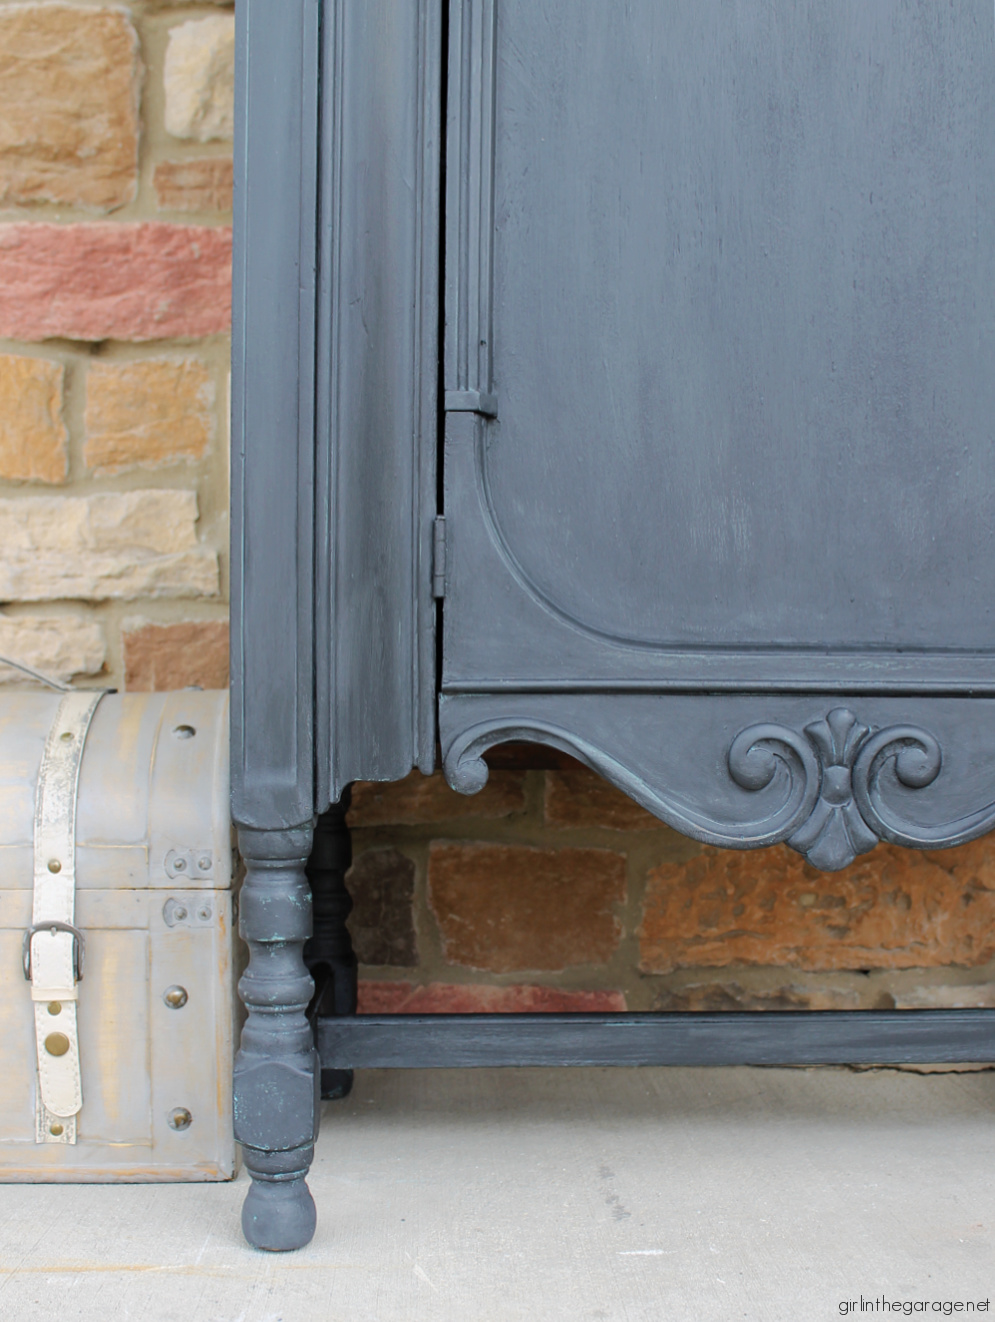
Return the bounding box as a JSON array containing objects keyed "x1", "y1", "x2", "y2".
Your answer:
[{"x1": 231, "y1": 0, "x2": 995, "y2": 1250}]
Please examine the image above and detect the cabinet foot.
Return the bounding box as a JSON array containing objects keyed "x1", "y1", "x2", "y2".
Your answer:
[{"x1": 241, "y1": 1164, "x2": 317, "y2": 1252}]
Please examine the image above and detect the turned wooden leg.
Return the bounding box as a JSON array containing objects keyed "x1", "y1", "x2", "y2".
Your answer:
[
  {"x1": 304, "y1": 789, "x2": 357, "y2": 1099},
  {"x1": 233, "y1": 823, "x2": 319, "y2": 1252}
]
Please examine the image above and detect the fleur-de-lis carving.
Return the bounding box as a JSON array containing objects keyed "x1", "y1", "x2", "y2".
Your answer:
[
  {"x1": 726, "y1": 707, "x2": 952, "y2": 871},
  {"x1": 786, "y1": 709, "x2": 880, "y2": 871}
]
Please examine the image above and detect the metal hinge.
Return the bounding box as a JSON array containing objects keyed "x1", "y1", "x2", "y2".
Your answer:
[
  {"x1": 432, "y1": 517, "x2": 447, "y2": 599},
  {"x1": 444, "y1": 389, "x2": 498, "y2": 418}
]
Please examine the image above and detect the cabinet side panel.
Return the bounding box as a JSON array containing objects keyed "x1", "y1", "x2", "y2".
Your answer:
[{"x1": 316, "y1": 0, "x2": 443, "y2": 806}]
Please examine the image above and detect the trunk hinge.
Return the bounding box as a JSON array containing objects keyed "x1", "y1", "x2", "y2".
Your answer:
[{"x1": 432, "y1": 516, "x2": 447, "y2": 599}]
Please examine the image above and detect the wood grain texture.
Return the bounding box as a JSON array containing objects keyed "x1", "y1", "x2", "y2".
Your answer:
[
  {"x1": 232, "y1": 0, "x2": 995, "y2": 1255},
  {"x1": 318, "y1": 1009, "x2": 995, "y2": 1069},
  {"x1": 443, "y1": 0, "x2": 995, "y2": 691},
  {"x1": 313, "y1": 0, "x2": 442, "y2": 805},
  {"x1": 229, "y1": 0, "x2": 317, "y2": 829},
  {"x1": 0, "y1": 891, "x2": 236, "y2": 1179},
  {"x1": 0, "y1": 691, "x2": 234, "y2": 1180},
  {"x1": 441, "y1": 693, "x2": 995, "y2": 861}
]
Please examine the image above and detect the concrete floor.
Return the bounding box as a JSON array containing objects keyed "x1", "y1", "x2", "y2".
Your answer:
[{"x1": 0, "y1": 1066, "x2": 993, "y2": 1322}]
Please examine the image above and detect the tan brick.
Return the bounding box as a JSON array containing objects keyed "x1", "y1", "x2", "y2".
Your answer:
[
  {"x1": 123, "y1": 619, "x2": 228, "y2": 691},
  {"x1": 84, "y1": 358, "x2": 214, "y2": 474},
  {"x1": 0, "y1": 223, "x2": 232, "y2": 342},
  {"x1": 0, "y1": 6, "x2": 139, "y2": 211},
  {"x1": 545, "y1": 765, "x2": 663, "y2": 830},
  {"x1": 0, "y1": 612, "x2": 104, "y2": 686},
  {"x1": 357, "y1": 981, "x2": 627, "y2": 1014},
  {"x1": 892, "y1": 984, "x2": 995, "y2": 1009},
  {"x1": 638, "y1": 840, "x2": 995, "y2": 974},
  {"x1": 349, "y1": 770, "x2": 525, "y2": 827},
  {"x1": 164, "y1": 15, "x2": 235, "y2": 142},
  {"x1": 0, "y1": 491, "x2": 219, "y2": 600},
  {"x1": 154, "y1": 158, "x2": 233, "y2": 213},
  {"x1": 428, "y1": 842, "x2": 626, "y2": 973},
  {"x1": 0, "y1": 489, "x2": 198, "y2": 554},
  {"x1": 0, "y1": 354, "x2": 66, "y2": 483},
  {"x1": 651, "y1": 981, "x2": 865, "y2": 1012}
]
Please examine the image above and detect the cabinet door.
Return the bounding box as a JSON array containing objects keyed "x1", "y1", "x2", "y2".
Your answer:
[{"x1": 440, "y1": 1, "x2": 995, "y2": 868}]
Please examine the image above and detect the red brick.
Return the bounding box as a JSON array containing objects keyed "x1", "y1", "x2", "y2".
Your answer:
[
  {"x1": 639, "y1": 839, "x2": 995, "y2": 973},
  {"x1": 123, "y1": 620, "x2": 228, "y2": 691},
  {"x1": 0, "y1": 224, "x2": 231, "y2": 342},
  {"x1": 357, "y1": 981, "x2": 626, "y2": 1014},
  {"x1": 545, "y1": 765, "x2": 663, "y2": 830},
  {"x1": 349, "y1": 769, "x2": 525, "y2": 826},
  {"x1": 428, "y1": 842, "x2": 626, "y2": 973}
]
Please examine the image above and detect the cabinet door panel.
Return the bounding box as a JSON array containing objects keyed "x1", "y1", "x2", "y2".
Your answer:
[{"x1": 444, "y1": 0, "x2": 995, "y2": 690}]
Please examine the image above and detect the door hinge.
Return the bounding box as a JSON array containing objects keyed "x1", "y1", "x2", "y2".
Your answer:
[
  {"x1": 432, "y1": 516, "x2": 447, "y2": 599},
  {"x1": 444, "y1": 389, "x2": 498, "y2": 418}
]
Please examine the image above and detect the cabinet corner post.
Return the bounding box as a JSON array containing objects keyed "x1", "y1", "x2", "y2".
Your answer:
[{"x1": 234, "y1": 822, "x2": 318, "y2": 1252}]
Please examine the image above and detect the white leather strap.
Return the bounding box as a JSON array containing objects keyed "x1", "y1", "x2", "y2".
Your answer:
[{"x1": 29, "y1": 691, "x2": 104, "y2": 1144}]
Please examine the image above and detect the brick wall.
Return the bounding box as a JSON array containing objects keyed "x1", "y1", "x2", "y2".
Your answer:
[
  {"x1": 347, "y1": 759, "x2": 995, "y2": 1014},
  {"x1": 2, "y1": 2, "x2": 992, "y2": 1014},
  {"x1": 0, "y1": 0, "x2": 232, "y2": 692}
]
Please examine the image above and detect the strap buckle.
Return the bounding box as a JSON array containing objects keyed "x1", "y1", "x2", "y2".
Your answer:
[{"x1": 22, "y1": 922, "x2": 85, "y2": 983}]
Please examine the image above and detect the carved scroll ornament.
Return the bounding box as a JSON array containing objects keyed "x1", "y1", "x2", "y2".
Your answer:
[
  {"x1": 444, "y1": 709, "x2": 995, "y2": 873},
  {"x1": 730, "y1": 708, "x2": 937, "y2": 870}
]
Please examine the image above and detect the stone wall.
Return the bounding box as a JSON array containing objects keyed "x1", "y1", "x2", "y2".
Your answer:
[
  {"x1": 0, "y1": 0, "x2": 232, "y2": 692},
  {"x1": 2, "y1": 1, "x2": 992, "y2": 1014}
]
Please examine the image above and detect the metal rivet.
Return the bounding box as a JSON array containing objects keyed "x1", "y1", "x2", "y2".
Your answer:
[
  {"x1": 197, "y1": 905, "x2": 212, "y2": 922},
  {"x1": 174, "y1": 857, "x2": 187, "y2": 871},
  {"x1": 168, "y1": 1107, "x2": 192, "y2": 1131},
  {"x1": 47, "y1": 859, "x2": 61, "y2": 874},
  {"x1": 49, "y1": 1123, "x2": 64, "y2": 1137},
  {"x1": 173, "y1": 725, "x2": 196, "y2": 740},
  {"x1": 47, "y1": 1002, "x2": 61, "y2": 1016},
  {"x1": 197, "y1": 855, "x2": 212, "y2": 872},
  {"x1": 174, "y1": 905, "x2": 188, "y2": 921},
  {"x1": 44, "y1": 1032, "x2": 70, "y2": 1057},
  {"x1": 59, "y1": 731, "x2": 73, "y2": 743},
  {"x1": 163, "y1": 985, "x2": 188, "y2": 1009}
]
